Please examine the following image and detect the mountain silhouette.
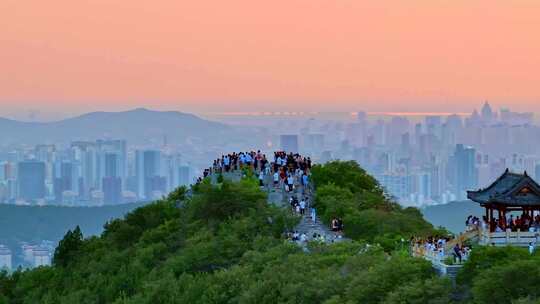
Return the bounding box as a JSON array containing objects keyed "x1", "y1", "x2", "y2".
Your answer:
[{"x1": 0, "y1": 108, "x2": 245, "y2": 145}]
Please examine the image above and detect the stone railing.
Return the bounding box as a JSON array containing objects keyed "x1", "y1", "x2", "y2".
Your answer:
[{"x1": 479, "y1": 228, "x2": 540, "y2": 247}]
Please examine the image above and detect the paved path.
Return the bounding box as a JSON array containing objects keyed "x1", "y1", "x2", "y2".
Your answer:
[{"x1": 211, "y1": 169, "x2": 349, "y2": 245}]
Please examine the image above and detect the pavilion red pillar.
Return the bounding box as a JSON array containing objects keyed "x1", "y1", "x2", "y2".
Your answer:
[
  {"x1": 490, "y1": 208, "x2": 494, "y2": 232},
  {"x1": 502, "y1": 207, "x2": 507, "y2": 229}
]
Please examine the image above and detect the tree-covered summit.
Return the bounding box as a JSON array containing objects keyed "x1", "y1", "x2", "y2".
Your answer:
[{"x1": 0, "y1": 157, "x2": 537, "y2": 303}]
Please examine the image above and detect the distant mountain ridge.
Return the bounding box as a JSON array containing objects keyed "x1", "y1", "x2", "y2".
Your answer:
[
  {"x1": 0, "y1": 108, "x2": 246, "y2": 145},
  {"x1": 421, "y1": 200, "x2": 484, "y2": 234}
]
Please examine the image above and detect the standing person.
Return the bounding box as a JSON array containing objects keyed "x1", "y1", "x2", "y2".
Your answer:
[
  {"x1": 224, "y1": 155, "x2": 230, "y2": 172},
  {"x1": 258, "y1": 171, "x2": 264, "y2": 187},
  {"x1": 453, "y1": 244, "x2": 462, "y2": 263},
  {"x1": 264, "y1": 159, "x2": 271, "y2": 175},
  {"x1": 331, "y1": 218, "x2": 339, "y2": 232},
  {"x1": 337, "y1": 218, "x2": 344, "y2": 237},
  {"x1": 273, "y1": 171, "x2": 279, "y2": 188},
  {"x1": 310, "y1": 207, "x2": 316, "y2": 223},
  {"x1": 287, "y1": 174, "x2": 294, "y2": 192},
  {"x1": 299, "y1": 198, "x2": 306, "y2": 215},
  {"x1": 279, "y1": 169, "x2": 287, "y2": 189},
  {"x1": 529, "y1": 242, "x2": 535, "y2": 255}
]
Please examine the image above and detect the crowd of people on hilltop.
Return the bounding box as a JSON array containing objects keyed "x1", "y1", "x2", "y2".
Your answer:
[
  {"x1": 465, "y1": 215, "x2": 482, "y2": 231},
  {"x1": 412, "y1": 236, "x2": 471, "y2": 264},
  {"x1": 287, "y1": 230, "x2": 328, "y2": 244},
  {"x1": 487, "y1": 213, "x2": 540, "y2": 233},
  {"x1": 413, "y1": 236, "x2": 449, "y2": 261},
  {"x1": 201, "y1": 150, "x2": 350, "y2": 245},
  {"x1": 452, "y1": 243, "x2": 472, "y2": 263},
  {"x1": 211, "y1": 151, "x2": 269, "y2": 173},
  {"x1": 414, "y1": 212, "x2": 540, "y2": 263},
  {"x1": 463, "y1": 213, "x2": 540, "y2": 233},
  {"x1": 209, "y1": 151, "x2": 313, "y2": 193},
  {"x1": 289, "y1": 196, "x2": 309, "y2": 215}
]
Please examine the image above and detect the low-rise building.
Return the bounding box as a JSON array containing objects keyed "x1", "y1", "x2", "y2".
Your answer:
[{"x1": 0, "y1": 245, "x2": 12, "y2": 270}]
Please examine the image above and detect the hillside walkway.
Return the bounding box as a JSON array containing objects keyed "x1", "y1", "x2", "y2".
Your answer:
[{"x1": 212, "y1": 170, "x2": 349, "y2": 246}]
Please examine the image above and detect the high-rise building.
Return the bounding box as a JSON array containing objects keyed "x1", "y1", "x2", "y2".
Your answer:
[
  {"x1": 34, "y1": 145, "x2": 56, "y2": 163},
  {"x1": 71, "y1": 142, "x2": 98, "y2": 199},
  {"x1": 101, "y1": 152, "x2": 122, "y2": 204},
  {"x1": 163, "y1": 153, "x2": 182, "y2": 192},
  {"x1": 388, "y1": 116, "x2": 409, "y2": 146},
  {"x1": 135, "y1": 151, "x2": 144, "y2": 198},
  {"x1": 378, "y1": 173, "x2": 410, "y2": 202},
  {"x1": 104, "y1": 152, "x2": 120, "y2": 178},
  {"x1": 33, "y1": 247, "x2": 51, "y2": 267},
  {"x1": 280, "y1": 135, "x2": 299, "y2": 153},
  {"x1": 97, "y1": 140, "x2": 127, "y2": 182},
  {"x1": 103, "y1": 177, "x2": 122, "y2": 204},
  {"x1": 417, "y1": 172, "x2": 432, "y2": 202},
  {"x1": 135, "y1": 150, "x2": 162, "y2": 199},
  {"x1": 17, "y1": 161, "x2": 46, "y2": 201},
  {"x1": 425, "y1": 116, "x2": 442, "y2": 139},
  {"x1": 481, "y1": 101, "x2": 495, "y2": 124},
  {"x1": 53, "y1": 161, "x2": 74, "y2": 202},
  {"x1": 453, "y1": 144, "x2": 478, "y2": 199}
]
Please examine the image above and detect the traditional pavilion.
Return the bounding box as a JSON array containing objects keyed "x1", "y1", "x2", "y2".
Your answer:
[{"x1": 467, "y1": 169, "x2": 540, "y2": 246}]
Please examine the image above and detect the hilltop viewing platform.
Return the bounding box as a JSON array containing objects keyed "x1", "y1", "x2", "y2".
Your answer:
[{"x1": 201, "y1": 150, "x2": 350, "y2": 246}]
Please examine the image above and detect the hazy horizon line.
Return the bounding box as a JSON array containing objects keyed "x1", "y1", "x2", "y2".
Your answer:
[
  {"x1": 3, "y1": 106, "x2": 538, "y2": 123},
  {"x1": 0, "y1": 108, "x2": 478, "y2": 122}
]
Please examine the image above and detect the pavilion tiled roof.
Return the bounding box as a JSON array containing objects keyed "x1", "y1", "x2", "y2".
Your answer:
[{"x1": 467, "y1": 169, "x2": 540, "y2": 206}]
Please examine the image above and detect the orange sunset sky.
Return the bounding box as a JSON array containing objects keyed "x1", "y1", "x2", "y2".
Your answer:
[{"x1": 1, "y1": 0, "x2": 539, "y2": 117}]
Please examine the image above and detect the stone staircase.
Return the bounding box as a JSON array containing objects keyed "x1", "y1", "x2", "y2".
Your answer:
[{"x1": 444, "y1": 228, "x2": 480, "y2": 252}]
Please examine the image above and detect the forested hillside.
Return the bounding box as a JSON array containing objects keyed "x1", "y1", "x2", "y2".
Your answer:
[{"x1": 1, "y1": 161, "x2": 539, "y2": 303}]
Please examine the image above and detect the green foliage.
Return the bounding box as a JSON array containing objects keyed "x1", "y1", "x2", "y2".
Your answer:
[
  {"x1": 311, "y1": 160, "x2": 441, "y2": 248},
  {"x1": 471, "y1": 260, "x2": 540, "y2": 304},
  {"x1": 457, "y1": 246, "x2": 530, "y2": 285},
  {"x1": 311, "y1": 161, "x2": 382, "y2": 195},
  {"x1": 448, "y1": 246, "x2": 540, "y2": 303},
  {"x1": 216, "y1": 173, "x2": 224, "y2": 183},
  {"x1": 13, "y1": 161, "x2": 526, "y2": 303},
  {"x1": 102, "y1": 199, "x2": 180, "y2": 249},
  {"x1": 187, "y1": 179, "x2": 266, "y2": 227},
  {"x1": 382, "y1": 277, "x2": 453, "y2": 304},
  {"x1": 345, "y1": 255, "x2": 435, "y2": 303},
  {"x1": 53, "y1": 226, "x2": 83, "y2": 267},
  {"x1": 443, "y1": 256, "x2": 455, "y2": 265},
  {"x1": 0, "y1": 170, "x2": 453, "y2": 304}
]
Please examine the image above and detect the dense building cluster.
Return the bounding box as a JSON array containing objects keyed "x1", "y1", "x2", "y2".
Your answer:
[
  {"x1": 0, "y1": 140, "x2": 194, "y2": 205},
  {"x1": 0, "y1": 241, "x2": 55, "y2": 271},
  {"x1": 343, "y1": 103, "x2": 539, "y2": 206}
]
